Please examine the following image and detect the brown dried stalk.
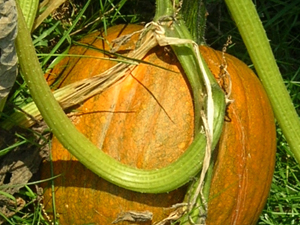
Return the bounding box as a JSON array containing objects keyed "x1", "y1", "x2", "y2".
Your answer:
[{"x1": 1, "y1": 26, "x2": 158, "y2": 129}]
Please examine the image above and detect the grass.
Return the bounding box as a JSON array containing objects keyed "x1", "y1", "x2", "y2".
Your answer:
[{"x1": 0, "y1": 0, "x2": 299, "y2": 224}]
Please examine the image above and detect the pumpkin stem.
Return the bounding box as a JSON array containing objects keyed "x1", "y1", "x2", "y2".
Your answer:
[
  {"x1": 154, "y1": 0, "x2": 226, "y2": 223},
  {"x1": 181, "y1": 0, "x2": 207, "y2": 45}
]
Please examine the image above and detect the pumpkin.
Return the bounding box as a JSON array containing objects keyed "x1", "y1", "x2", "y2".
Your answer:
[{"x1": 42, "y1": 24, "x2": 276, "y2": 225}]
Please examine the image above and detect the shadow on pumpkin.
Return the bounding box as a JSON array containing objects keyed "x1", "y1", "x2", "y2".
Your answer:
[{"x1": 41, "y1": 159, "x2": 187, "y2": 224}]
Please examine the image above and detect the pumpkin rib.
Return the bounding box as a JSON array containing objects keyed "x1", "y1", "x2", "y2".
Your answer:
[
  {"x1": 233, "y1": 86, "x2": 250, "y2": 224},
  {"x1": 226, "y1": 54, "x2": 252, "y2": 224},
  {"x1": 227, "y1": 59, "x2": 249, "y2": 225},
  {"x1": 232, "y1": 55, "x2": 275, "y2": 225},
  {"x1": 229, "y1": 53, "x2": 274, "y2": 225},
  {"x1": 243, "y1": 74, "x2": 275, "y2": 225}
]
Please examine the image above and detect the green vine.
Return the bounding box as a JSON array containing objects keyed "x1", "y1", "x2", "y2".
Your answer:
[{"x1": 15, "y1": 0, "x2": 225, "y2": 193}]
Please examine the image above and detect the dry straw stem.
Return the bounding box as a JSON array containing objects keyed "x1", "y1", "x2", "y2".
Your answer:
[
  {"x1": 33, "y1": 0, "x2": 67, "y2": 30},
  {"x1": 2, "y1": 26, "x2": 157, "y2": 129}
]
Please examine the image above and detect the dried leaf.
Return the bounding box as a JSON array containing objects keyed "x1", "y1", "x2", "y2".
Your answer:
[
  {"x1": 33, "y1": 0, "x2": 67, "y2": 30},
  {"x1": 112, "y1": 211, "x2": 153, "y2": 224}
]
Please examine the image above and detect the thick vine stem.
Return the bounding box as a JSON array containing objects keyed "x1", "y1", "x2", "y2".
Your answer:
[
  {"x1": 17, "y1": 0, "x2": 39, "y2": 31},
  {"x1": 225, "y1": 0, "x2": 300, "y2": 162},
  {"x1": 154, "y1": 0, "x2": 225, "y2": 222},
  {"x1": 16, "y1": 2, "x2": 225, "y2": 193}
]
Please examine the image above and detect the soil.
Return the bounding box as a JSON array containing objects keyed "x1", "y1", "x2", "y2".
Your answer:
[{"x1": 0, "y1": 125, "x2": 50, "y2": 223}]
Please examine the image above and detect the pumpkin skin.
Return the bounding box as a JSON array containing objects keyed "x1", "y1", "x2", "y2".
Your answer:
[
  {"x1": 42, "y1": 24, "x2": 194, "y2": 225},
  {"x1": 41, "y1": 24, "x2": 276, "y2": 225},
  {"x1": 200, "y1": 46, "x2": 276, "y2": 224}
]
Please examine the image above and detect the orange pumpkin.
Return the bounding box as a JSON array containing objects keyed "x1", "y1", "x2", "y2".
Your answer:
[{"x1": 42, "y1": 24, "x2": 276, "y2": 225}]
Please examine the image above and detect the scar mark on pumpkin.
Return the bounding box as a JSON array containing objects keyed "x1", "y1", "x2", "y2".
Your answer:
[{"x1": 130, "y1": 73, "x2": 175, "y2": 124}]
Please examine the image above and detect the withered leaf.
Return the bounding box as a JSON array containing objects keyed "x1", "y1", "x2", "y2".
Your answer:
[{"x1": 112, "y1": 210, "x2": 153, "y2": 224}]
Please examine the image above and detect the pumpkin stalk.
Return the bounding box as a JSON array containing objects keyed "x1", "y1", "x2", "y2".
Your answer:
[
  {"x1": 178, "y1": 159, "x2": 215, "y2": 224},
  {"x1": 153, "y1": 1, "x2": 204, "y2": 132},
  {"x1": 17, "y1": 0, "x2": 39, "y2": 31},
  {"x1": 225, "y1": 0, "x2": 300, "y2": 162},
  {"x1": 153, "y1": 0, "x2": 226, "y2": 222},
  {"x1": 181, "y1": 0, "x2": 207, "y2": 44}
]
